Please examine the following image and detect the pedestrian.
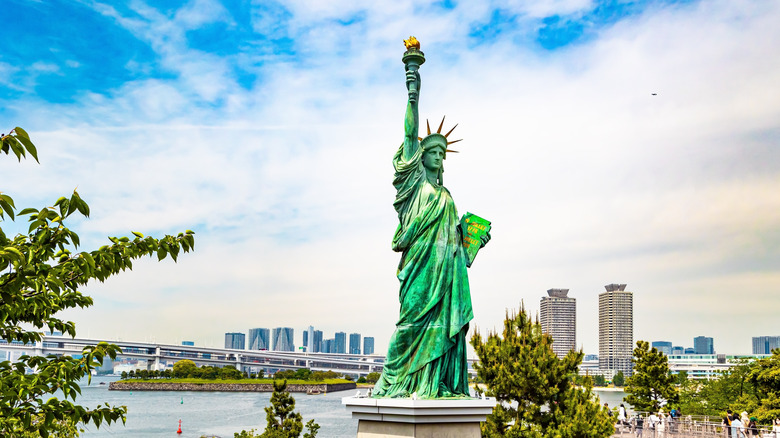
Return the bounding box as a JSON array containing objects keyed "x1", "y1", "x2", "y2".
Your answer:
[
  {"x1": 746, "y1": 417, "x2": 758, "y2": 437},
  {"x1": 619, "y1": 404, "x2": 628, "y2": 430},
  {"x1": 657, "y1": 410, "x2": 666, "y2": 438},
  {"x1": 649, "y1": 412, "x2": 659, "y2": 437},
  {"x1": 773, "y1": 418, "x2": 780, "y2": 438},
  {"x1": 666, "y1": 411, "x2": 675, "y2": 435},
  {"x1": 724, "y1": 410, "x2": 734, "y2": 438},
  {"x1": 731, "y1": 414, "x2": 744, "y2": 438},
  {"x1": 635, "y1": 414, "x2": 644, "y2": 438}
]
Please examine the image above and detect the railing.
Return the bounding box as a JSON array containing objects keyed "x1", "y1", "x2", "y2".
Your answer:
[{"x1": 612, "y1": 414, "x2": 777, "y2": 438}]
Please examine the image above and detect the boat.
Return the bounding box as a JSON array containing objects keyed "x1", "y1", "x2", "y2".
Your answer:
[{"x1": 306, "y1": 389, "x2": 322, "y2": 395}]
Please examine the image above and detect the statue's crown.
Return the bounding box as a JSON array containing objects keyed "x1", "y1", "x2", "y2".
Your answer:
[{"x1": 419, "y1": 116, "x2": 461, "y2": 158}]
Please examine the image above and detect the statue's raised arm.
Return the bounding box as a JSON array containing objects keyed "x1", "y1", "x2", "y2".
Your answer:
[{"x1": 402, "y1": 37, "x2": 424, "y2": 161}]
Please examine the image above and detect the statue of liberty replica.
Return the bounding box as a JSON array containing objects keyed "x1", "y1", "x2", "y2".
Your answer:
[{"x1": 372, "y1": 37, "x2": 491, "y2": 399}]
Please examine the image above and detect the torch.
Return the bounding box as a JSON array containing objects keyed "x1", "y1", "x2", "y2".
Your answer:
[{"x1": 402, "y1": 36, "x2": 425, "y2": 104}]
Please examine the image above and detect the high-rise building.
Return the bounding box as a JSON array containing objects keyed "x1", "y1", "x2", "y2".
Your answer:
[
  {"x1": 671, "y1": 346, "x2": 684, "y2": 355},
  {"x1": 225, "y1": 332, "x2": 245, "y2": 350},
  {"x1": 598, "y1": 283, "x2": 633, "y2": 378},
  {"x1": 349, "y1": 333, "x2": 361, "y2": 355},
  {"x1": 539, "y1": 288, "x2": 576, "y2": 358},
  {"x1": 684, "y1": 347, "x2": 695, "y2": 354},
  {"x1": 313, "y1": 330, "x2": 323, "y2": 353},
  {"x1": 334, "y1": 332, "x2": 346, "y2": 354},
  {"x1": 363, "y1": 337, "x2": 375, "y2": 355},
  {"x1": 651, "y1": 341, "x2": 672, "y2": 355},
  {"x1": 248, "y1": 328, "x2": 270, "y2": 350},
  {"x1": 303, "y1": 326, "x2": 315, "y2": 352},
  {"x1": 322, "y1": 338, "x2": 334, "y2": 353},
  {"x1": 693, "y1": 336, "x2": 714, "y2": 354},
  {"x1": 272, "y1": 327, "x2": 295, "y2": 352},
  {"x1": 752, "y1": 336, "x2": 780, "y2": 354}
]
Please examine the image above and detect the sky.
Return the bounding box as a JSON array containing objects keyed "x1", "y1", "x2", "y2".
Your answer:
[{"x1": 1, "y1": 0, "x2": 779, "y2": 356}]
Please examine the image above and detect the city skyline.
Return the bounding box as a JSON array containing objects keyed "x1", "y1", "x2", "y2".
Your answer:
[{"x1": 2, "y1": 1, "x2": 778, "y2": 356}]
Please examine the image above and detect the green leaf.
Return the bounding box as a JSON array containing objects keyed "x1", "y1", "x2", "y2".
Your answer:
[
  {"x1": 16, "y1": 133, "x2": 39, "y2": 163},
  {"x1": 14, "y1": 126, "x2": 29, "y2": 139}
]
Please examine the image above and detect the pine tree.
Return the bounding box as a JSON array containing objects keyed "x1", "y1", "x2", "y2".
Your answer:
[
  {"x1": 235, "y1": 380, "x2": 319, "y2": 438},
  {"x1": 624, "y1": 340, "x2": 678, "y2": 412},
  {"x1": 470, "y1": 304, "x2": 614, "y2": 438}
]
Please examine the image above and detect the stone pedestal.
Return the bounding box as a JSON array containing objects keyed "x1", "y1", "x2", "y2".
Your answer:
[{"x1": 342, "y1": 396, "x2": 495, "y2": 438}]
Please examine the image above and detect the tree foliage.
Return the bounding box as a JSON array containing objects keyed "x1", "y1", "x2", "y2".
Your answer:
[
  {"x1": 470, "y1": 305, "x2": 614, "y2": 438},
  {"x1": 623, "y1": 341, "x2": 678, "y2": 412},
  {"x1": 676, "y1": 351, "x2": 780, "y2": 424},
  {"x1": 0, "y1": 127, "x2": 194, "y2": 436},
  {"x1": 234, "y1": 380, "x2": 319, "y2": 438},
  {"x1": 613, "y1": 371, "x2": 625, "y2": 387}
]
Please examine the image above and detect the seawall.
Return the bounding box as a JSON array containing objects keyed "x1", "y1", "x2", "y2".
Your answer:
[{"x1": 109, "y1": 381, "x2": 356, "y2": 393}]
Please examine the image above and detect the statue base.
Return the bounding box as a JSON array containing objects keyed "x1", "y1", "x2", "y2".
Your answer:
[{"x1": 342, "y1": 396, "x2": 495, "y2": 438}]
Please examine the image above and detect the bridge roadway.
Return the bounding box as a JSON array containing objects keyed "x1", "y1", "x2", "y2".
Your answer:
[{"x1": 1, "y1": 336, "x2": 479, "y2": 377}]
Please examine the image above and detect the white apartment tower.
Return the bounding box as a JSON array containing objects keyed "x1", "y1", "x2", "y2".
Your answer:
[
  {"x1": 598, "y1": 283, "x2": 634, "y2": 378},
  {"x1": 539, "y1": 288, "x2": 576, "y2": 358}
]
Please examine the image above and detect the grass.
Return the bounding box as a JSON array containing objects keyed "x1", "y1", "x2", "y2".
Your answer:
[{"x1": 116, "y1": 378, "x2": 352, "y2": 385}]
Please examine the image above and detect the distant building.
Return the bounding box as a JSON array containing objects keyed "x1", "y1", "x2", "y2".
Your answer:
[
  {"x1": 684, "y1": 347, "x2": 695, "y2": 354},
  {"x1": 303, "y1": 326, "x2": 316, "y2": 352},
  {"x1": 349, "y1": 333, "x2": 361, "y2": 355},
  {"x1": 539, "y1": 288, "x2": 576, "y2": 358},
  {"x1": 225, "y1": 332, "x2": 245, "y2": 350},
  {"x1": 652, "y1": 341, "x2": 672, "y2": 355},
  {"x1": 248, "y1": 328, "x2": 270, "y2": 350},
  {"x1": 322, "y1": 338, "x2": 334, "y2": 353},
  {"x1": 181, "y1": 341, "x2": 194, "y2": 346},
  {"x1": 599, "y1": 283, "x2": 633, "y2": 378},
  {"x1": 672, "y1": 346, "x2": 684, "y2": 355},
  {"x1": 668, "y1": 353, "x2": 772, "y2": 380},
  {"x1": 752, "y1": 336, "x2": 780, "y2": 354},
  {"x1": 313, "y1": 330, "x2": 323, "y2": 353},
  {"x1": 694, "y1": 336, "x2": 714, "y2": 354},
  {"x1": 272, "y1": 327, "x2": 295, "y2": 352},
  {"x1": 335, "y1": 332, "x2": 346, "y2": 354},
  {"x1": 363, "y1": 337, "x2": 375, "y2": 355},
  {"x1": 584, "y1": 354, "x2": 599, "y2": 361}
]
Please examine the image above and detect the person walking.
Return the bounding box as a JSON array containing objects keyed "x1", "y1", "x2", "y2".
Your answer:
[
  {"x1": 773, "y1": 418, "x2": 780, "y2": 438},
  {"x1": 635, "y1": 414, "x2": 644, "y2": 438},
  {"x1": 648, "y1": 412, "x2": 659, "y2": 438},
  {"x1": 731, "y1": 414, "x2": 744, "y2": 438},
  {"x1": 657, "y1": 410, "x2": 666, "y2": 438},
  {"x1": 724, "y1": 410, "x2": 734, "y2": 438},
  {"x1": 746, "y1": 417, "x2": 758, "y2": 437},
  {"x1": 619, "y1": 404, "x2": 628, "y2": 431}
]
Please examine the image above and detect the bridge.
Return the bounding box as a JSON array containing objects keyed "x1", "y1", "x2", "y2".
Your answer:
[{"x1": 0, "y1": 335, "x2": 479, "y2": 377}]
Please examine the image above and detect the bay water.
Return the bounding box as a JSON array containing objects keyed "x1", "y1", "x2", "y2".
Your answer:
[
  {"x1": 75, "y1": 376, "x2": 356, "y2": 438},
  {"x1": 74, "y1": 376, "x2": 628, "y2": 437}
]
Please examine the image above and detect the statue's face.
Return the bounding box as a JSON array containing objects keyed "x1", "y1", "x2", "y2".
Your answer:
[{"x1": 422, "y1": 147, "x2": 445, "y2": 171}]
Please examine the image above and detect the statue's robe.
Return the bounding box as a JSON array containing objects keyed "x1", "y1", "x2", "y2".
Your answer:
[{"x1": 372, "y1": 144, "x2": 472, "y2": 399}]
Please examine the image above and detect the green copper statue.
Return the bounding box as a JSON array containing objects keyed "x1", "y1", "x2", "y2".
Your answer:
[{"x1": 372, "y1": 38, "x2": 491, "y2": 399}]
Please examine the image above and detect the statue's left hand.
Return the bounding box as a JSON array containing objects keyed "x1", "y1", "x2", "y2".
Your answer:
[{"x1": 480, "y1": 231, "x2": 491, "y2": 248}]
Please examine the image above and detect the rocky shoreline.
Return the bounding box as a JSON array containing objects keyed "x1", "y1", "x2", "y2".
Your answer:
[{"x1": 109, "y1": 381, "x2": 356, "y2": 393}]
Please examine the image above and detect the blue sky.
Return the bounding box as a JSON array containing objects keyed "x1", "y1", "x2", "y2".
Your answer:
[{"x1": 2, "y1": 0, "x2": 779, "y2": 355}]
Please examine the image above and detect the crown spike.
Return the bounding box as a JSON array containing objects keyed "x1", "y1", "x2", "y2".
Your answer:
[
  {"x1": 437, "y1": 116, "x2": 446, "y2": 134},
  {"x1": 426, "y1": 119, "x2": 431, "y2": 136},
  {"x1": 444, "y1": 123, "x2": 458, "y2": 138},
  {"x1": 447, "y1": 139, "x2": 463, "y2": 145},
  {"x1": 445, "y1": 149, "x2": 459, "y2": 153}
]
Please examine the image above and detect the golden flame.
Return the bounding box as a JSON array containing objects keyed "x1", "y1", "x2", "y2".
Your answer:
[{"x1": 403, "y1": 36, "x2": 420, "y2": 50}]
